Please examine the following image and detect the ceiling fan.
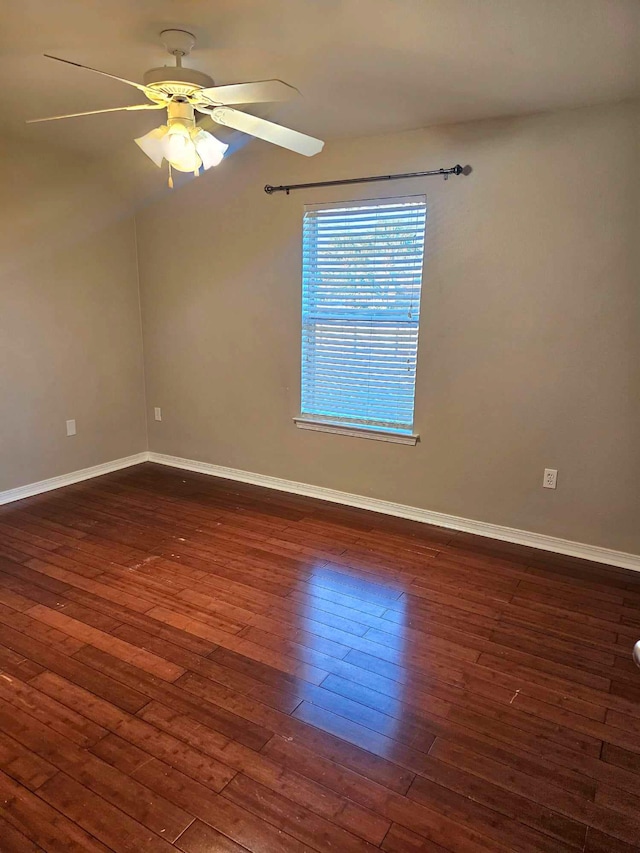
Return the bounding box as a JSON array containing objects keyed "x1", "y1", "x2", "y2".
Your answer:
[{"x1": 27, "y1": 29, "x2": 324, "y2": 186}]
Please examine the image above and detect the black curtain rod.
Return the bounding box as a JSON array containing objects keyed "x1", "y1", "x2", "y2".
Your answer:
[{"x1": 264, "y1": 164, "x2": 465, "y2": 195}]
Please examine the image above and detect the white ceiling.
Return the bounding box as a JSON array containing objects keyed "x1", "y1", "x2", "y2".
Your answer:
[{"x1": 2, "y1": 0, "x2": 639, "y2": 164}]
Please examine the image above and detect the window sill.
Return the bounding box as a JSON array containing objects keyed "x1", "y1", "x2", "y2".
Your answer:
[{"x1": 293, "y1": 418, "x2": 419, "y2": 445}]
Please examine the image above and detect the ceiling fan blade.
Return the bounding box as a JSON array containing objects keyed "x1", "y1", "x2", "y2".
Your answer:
[
  {"x1": 196, "y1": 79, "x2": 299, "y2": 106},
  {"x1": 210, "y1": 107, "x2": 324, "y2": 156},
  {"x1": 44, "y1": 54, "x2": 152, "y2": 95},
  {"x1": 26, "y1": 103, "x2": 167, "y2": 124}
]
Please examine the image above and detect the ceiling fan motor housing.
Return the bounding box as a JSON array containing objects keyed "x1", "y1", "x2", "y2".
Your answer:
[{"x1": 143, "y1": 66, "x2": 214, "y2": 98}]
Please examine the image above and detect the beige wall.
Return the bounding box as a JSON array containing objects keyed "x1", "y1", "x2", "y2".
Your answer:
[
  {"x1": 0, "y1": 138, "x2": 147, "y2": 491},
  {"x1": 137, "y1": 99, "x2": 640, "y2": 553}
]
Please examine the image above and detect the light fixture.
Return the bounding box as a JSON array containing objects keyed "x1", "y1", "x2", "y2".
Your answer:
[
  {"x1": 27, "y1": 30, "x2": 324, "y2": 187},
  {"x1": 135, "y1": 98, "x2": 228, "y2": 186}
]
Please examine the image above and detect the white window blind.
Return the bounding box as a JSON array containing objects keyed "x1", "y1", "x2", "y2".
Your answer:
[{"x1": 300, "y1": 196, "x2": 426, "y2": 435}]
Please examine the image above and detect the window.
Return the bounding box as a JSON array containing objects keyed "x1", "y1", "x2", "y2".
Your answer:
[{"x1": 296, "y1": 196, "x2": 426, "y2": 444}]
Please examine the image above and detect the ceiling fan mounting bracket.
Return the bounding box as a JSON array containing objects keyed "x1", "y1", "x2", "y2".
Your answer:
[{"x1": 160, "y1": 29, "x2": 196, "y2": 59}]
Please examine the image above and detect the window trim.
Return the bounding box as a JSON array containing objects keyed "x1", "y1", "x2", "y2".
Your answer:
[{"x1": 293, "y1": 416, "x2": 419, "y2": 445}]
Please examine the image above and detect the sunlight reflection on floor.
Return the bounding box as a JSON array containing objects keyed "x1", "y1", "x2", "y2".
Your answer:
[{"x1": 302, "y1": 562, "x2": 408, "y2": 751}]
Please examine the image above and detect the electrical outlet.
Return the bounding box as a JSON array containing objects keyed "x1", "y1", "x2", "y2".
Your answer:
[
  {"x1": 543, "y1": 468, "x2": 558, "y2": 489},
  {"x1": 154, "y1": 407, "x2": 162, "y2": 422},
  {"x1": 66, "y1": 419, "x2": 76, "y2": 437}
]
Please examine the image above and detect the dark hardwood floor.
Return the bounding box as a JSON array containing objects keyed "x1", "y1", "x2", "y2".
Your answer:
[{"x1": 0, "y1": 463, "x2": 639, "y2": 852}]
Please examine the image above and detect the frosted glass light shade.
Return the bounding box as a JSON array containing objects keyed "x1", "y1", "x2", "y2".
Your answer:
[
  {"x1": 192, "y1": 129, "x2": 228, "y2": 169},
  {"x1": 135, "y1": 123, "x2": 228, "y2": 173},
  {"x1": 134, "y1": 125, "x2": 168, "y2": 168},
  {"x1": 165, "y1": 124, "x2": 201, "y2": 172}
]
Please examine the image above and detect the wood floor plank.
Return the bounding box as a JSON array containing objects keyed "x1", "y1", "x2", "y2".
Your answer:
[
  {"x1": 381, "y1": 823, "x2": 454, "y2": 852},
  {"x1": 72, "y1": 645, "x2": 273, "y2": 751},
  {"x1": 24, "y1": 604, "x2": 181, "y2": 679},
  {"x1": 0, "y1": 463, "x2": 638, "y2": 853},
  {"x1": 0, "y1": 728, "x2": 58, "y2": 790},
  {"x1": 0, "y1": 673, "x2": 107, "y2": 747},
  {"x1": 0, "y1": 767, "x2": 112, "y2": 853},
  {"x1": 0, "y1": 691, "x2": 193, "y2": 843},
  {"x1": 175, "y1": 821, "x2": 251, "y2": 852},
  {"x1": 406, "y1": 773, "x2": 582, "y2": 853},
  {"x1": 136, "y1": 701, "x2": 390, "y2": 845},
  {"x1": 105, "y1": 752, "x2": 314, "y2": 853},
  {"x1": 0, "y1": 621, "x2": 149, "y2": 712},
  {"x1": 429, "y1": 737, "x2": 640, "y2": 845},
  {"x1": 0, "y1": 813, "x2": 45, "y2": 853},
  {"x1": 37, "y1": 771, "x2": 180, "y2": 852},
  {"x1": 30, "y1": 671, "x2": 238, "y2": 791},
  {"x1": 222, "y1": 773, "x2": 381, "y2": 853}
]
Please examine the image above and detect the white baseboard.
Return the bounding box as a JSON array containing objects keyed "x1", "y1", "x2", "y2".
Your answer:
[
  {"x1": 2, "y1": 448, "x2": 637, "y2": 572},
  {"x1": 0, "y1": 452, "x2": 149, "y2": 507},
  {"x1": 148, "y1": 451, "x2": 640, "y2": 572}
]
